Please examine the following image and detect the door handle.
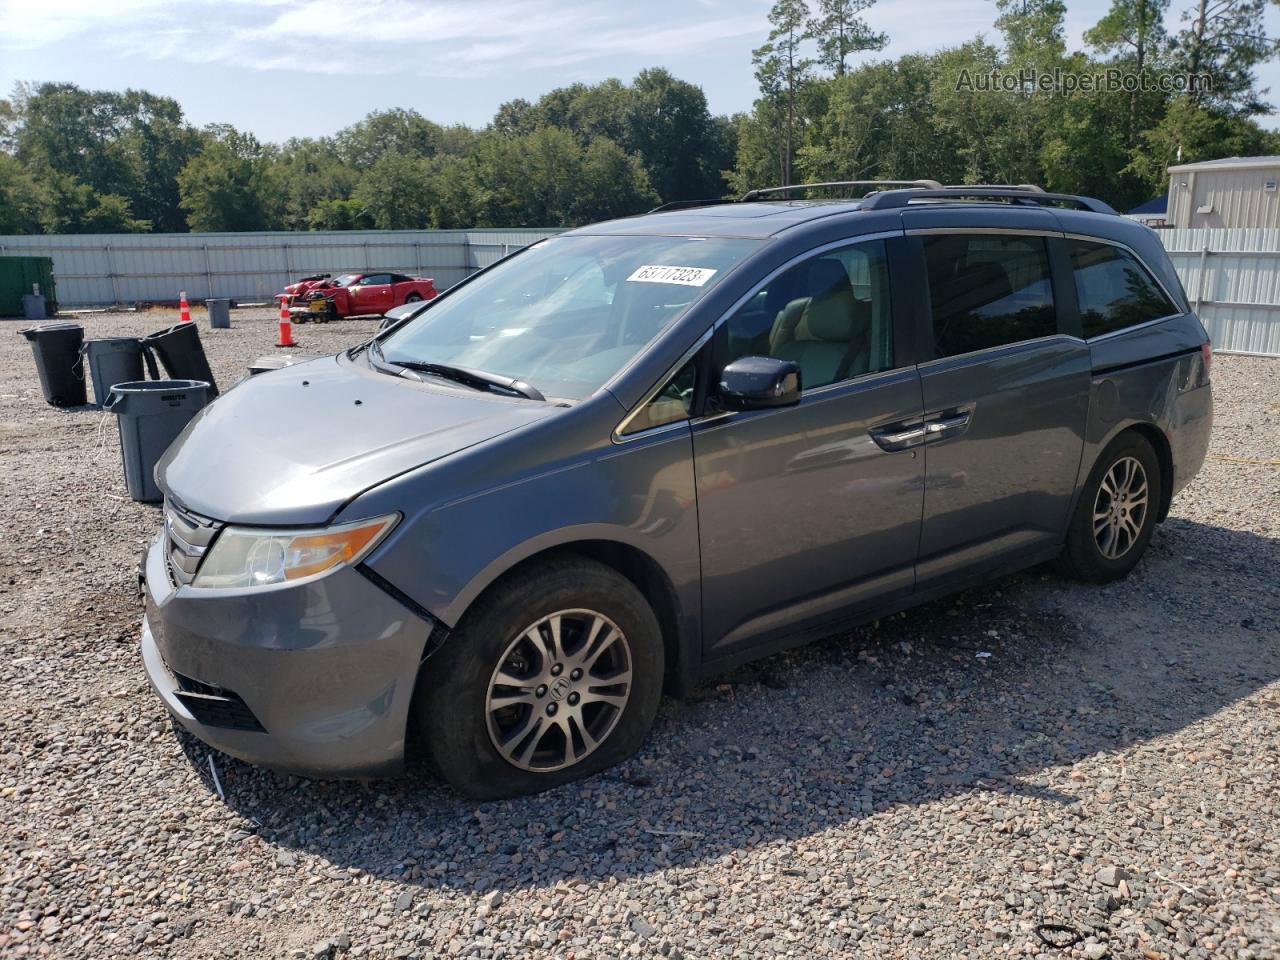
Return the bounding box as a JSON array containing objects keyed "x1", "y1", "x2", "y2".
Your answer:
[
  {"x1": 923, "y1": 411, "x2": 971, "y2": 441},
  {"x1": 870, "y1": 423, "x2": 927, "y2": 451}
]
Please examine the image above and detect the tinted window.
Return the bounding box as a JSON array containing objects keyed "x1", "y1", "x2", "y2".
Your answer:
[
  {"x1": 360, "y1": 274, "x2": 393, "y2": 285},
  {"x1": 623, "y1": 359, "x2": 697, "y2": 435},
  {"x1": 723, "y1": 239, "x2": 894, "y2": 390},
  {"x1": 1069, "y1": 240, "x2": 1177, "y2": 338},
  {"x1": 923, "y1": 235, "x2": 1056, "y2": 357}
]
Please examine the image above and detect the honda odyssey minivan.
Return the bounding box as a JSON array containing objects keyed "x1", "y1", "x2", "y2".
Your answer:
[{"x1": 141, "y1": 183, "x2": 1213, "y2": 799}]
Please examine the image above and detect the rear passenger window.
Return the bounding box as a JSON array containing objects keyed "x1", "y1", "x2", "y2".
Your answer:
[
  {"x1": 923, "y1": 235, "x2": 1056, "y2": 358},
  {"x1": 1069, "y1": 240, "x2": 1177, "y2": 338}
]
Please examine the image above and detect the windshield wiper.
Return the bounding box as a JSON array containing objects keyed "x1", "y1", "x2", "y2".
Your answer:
[
  {"x1": 365, "y1": 340, "x2": 545, "y2": 401},
  {"x1": 393, "y1": 358, "x2": 546, "y2": 402}
]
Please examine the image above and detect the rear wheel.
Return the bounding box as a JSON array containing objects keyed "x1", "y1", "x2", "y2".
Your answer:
[
  {"x1": 404, "y1": 292, "x2": 423, "y2": 303},
  {"x1": 1056, "y1": 432, "x2": 1162, "y2": 583},
  {"x1": 418, "y1": 557, "x2": 663, "y2": 799}
]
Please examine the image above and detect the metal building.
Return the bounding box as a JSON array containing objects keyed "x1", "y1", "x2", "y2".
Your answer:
[{"x1": 1166, "y1": 156, "x2": 1280, "y2": 229}]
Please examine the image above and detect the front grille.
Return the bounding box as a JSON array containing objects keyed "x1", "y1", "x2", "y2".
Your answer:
[
  {"x1": 164, "y1": 500, "x2": 222, "y2": 586},
  {"x1": 172, "y1": 670, "x2": 266, "y2": 732}
]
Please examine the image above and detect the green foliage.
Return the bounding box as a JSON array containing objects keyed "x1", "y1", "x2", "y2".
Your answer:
[
  {"x1": 178, "y1": 125, "x2": 282, "y2": 232},
  {"x1": 0, "y1": 153, "x2": 43, "y2": 233},
  {"x1": 808, "y1": 0, "x2": 887, "y2": 76}
]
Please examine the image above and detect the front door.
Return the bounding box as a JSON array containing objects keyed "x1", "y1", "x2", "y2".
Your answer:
[
  {"x1": 693, "y1": 237, "x2": 926, "y2": 659},
  {"x1": 905, "y1": 218, "x2": 1090, "y2": 587},
  {"x1": 351, "y1": 274, "x2": 394, "y2": 314}
]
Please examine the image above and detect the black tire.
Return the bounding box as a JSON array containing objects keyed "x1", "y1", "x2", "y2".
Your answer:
[
  {"x1": 418, "y1": 557, "x2": 664, "y2": 799},
  {"x1": 404, "y1": 293, "x2": 423, "y2": 303},
  {"x1": 1056, "y1": 431, "x2": 1162, "y2": 584}
]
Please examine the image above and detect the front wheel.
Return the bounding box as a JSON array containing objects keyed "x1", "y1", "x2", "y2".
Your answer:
[
  {"x1": 418, "y1": 557, "x2": 664, "y2": 799},
  {"x1": 1056, "y1": 432, "x2": 1162, "y2": 583}
]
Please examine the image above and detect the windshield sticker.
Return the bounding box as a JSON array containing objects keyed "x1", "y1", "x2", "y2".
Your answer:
[{"x1": 626, "y1": 265, "x2": 718, "y2": 287}]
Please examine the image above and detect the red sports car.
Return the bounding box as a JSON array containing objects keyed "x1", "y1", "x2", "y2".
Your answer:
[{"x1": 283, "y1": 272, "x2": 438, "y2": 321}]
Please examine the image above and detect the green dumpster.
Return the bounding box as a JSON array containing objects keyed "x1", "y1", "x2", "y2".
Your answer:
[{"x1": 0, "y1": 256, "x2": 58, "y2": 318}]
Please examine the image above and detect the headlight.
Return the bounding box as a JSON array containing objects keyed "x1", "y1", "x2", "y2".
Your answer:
[{"x1": 192, "y1": 514, "x2": 398, "y2": 589}]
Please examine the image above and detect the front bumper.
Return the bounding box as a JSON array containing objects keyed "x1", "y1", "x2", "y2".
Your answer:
[{"x1": 140, "y1": 533, "x2": 435, "y2": 777}]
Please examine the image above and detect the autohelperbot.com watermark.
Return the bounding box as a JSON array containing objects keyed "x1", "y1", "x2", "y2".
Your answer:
[{"x1": 954, "y1": 67, "x2": 1213, "y2": 96}]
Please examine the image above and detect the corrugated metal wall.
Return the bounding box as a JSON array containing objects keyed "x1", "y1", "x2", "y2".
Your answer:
[
  {"x1": 1167, "y1": 167, "x2": 1280, "y2": 229},
  {"x1": 0, "y1": 229, "x2": 563, "y2": 306},
  {"x1": 1159, "y1": 228, "x2": 1280, "y2": 356}
]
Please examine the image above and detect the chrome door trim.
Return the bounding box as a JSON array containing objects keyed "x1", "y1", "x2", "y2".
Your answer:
[
  {"x1": 904, "y1": 226, "x2": 1065, "y2": 239},
  {"x1": 611, "y1": 230, "x2": 905, "y2": 444}
]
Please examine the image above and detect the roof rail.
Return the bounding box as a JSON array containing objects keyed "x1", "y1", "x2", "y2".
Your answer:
[
  {"x1": 861, "y1": 187, "x2": 1118, "y2": 215},
  {"x1": 942, "y1": 183, "x2": 1045, "y2": 193},
  {"x1": 740, "y1": 179, "x2": 943, "y2": 201}
]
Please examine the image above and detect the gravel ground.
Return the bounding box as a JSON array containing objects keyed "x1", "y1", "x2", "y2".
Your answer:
[{"x1": 1, "y1": 308, "x2": 1278, "y2": 960}]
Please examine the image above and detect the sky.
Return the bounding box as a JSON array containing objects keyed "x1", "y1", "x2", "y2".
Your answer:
[{"x1": 1, "y1": 0, "x2": 1278, "y2": 141}]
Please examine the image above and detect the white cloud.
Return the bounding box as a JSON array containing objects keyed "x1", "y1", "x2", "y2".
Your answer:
[{"x1": 0, "y1": 0, "x2": 771, "y2": 79}]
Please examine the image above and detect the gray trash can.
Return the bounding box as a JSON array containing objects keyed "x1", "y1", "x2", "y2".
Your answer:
[
  {"x1": 208, "y1": 298, "x2": 231, "y2": 329},
  {"x1": 80, "y1": 337, "x2": 147, "y2": 408},
  {"x1": 22, "y1": 294, "x2": 47, "y2": 321},
  {"x1": 105, "y1": 380, "x2": 210, "y2": 502}
]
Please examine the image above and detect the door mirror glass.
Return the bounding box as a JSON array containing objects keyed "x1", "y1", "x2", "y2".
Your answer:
[{"x1": 719, "y1": 356, "x2": 801, "y2": 410}]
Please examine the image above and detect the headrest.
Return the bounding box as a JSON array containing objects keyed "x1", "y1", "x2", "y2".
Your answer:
[{"x1": 798, "y1": 260, "x2": 856, "y2": 342}]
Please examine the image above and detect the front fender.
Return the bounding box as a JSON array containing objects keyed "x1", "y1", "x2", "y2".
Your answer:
[{"x1": 351, "y1": 419, "x2": 701, "y2": 637}]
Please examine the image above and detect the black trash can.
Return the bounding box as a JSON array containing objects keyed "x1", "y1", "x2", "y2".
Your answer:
[
  {"x1": 80, "y1": 337, "x2": 147, "y2": 408},
  {"x1": 20, "y1": 322, "x2": 86, "y2": 407},
  {"x1": 144, "y1": 322, "x2": 219, "y2": 398},
  {"x1": 105, "y1": 380, "x2": 210, "y2": 503}
]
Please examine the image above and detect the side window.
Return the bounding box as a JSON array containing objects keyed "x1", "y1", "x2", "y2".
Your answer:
[
  {"x1": 1068, "y1": 240, "x2": 1177, "y2": 338},
  {"x1": 923, "y1": 234, "x2": 1056, "y2": 358},
  {"x1": 622, "y1": 359, "x2": 696, "y2": 435},
  {"x1": 723, "y1": 239, "x2": 894, "y2": 390},
  {"x1": 360, "y1": 274, "x2": 393, "y2": 285}
]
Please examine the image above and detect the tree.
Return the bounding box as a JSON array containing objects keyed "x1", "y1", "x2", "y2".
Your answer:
[
  {"x1": 753, "y1": 0, "x2": 815, "y2": 186},
  {"x1": 335, "y1": 108, "x2": 443, "y2": 167},
  {"x1": 994, "y1": 0, "x2": 1069, "y2": 63},
  {"x1": 1173, "y1": 0, "x2": 1279, "y2": 112},
  {"x1": 808, "y1": 0, "x2": 887, "y2": 77},
  {"x1": 352, "y1": 152, "x2": 437, "y2": 230},
  {"x1": 0, "y1": 153, "x2": 43, "y2": 233},
  {"x1": 1086, "y1": 0, "x2": 1171, "y2": 146},
  {"x1": 178, "y1": 125, "x2": 281, "y2": 232},
  {"x1": 14, "y1": 82, "x2": 198, "y2": 232}
]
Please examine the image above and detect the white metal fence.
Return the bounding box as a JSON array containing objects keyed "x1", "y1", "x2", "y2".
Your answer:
[
  {"x1": 1156, "y1": 228, "x2": 1280, "y2": 356},
  {"x1": 0, "y1": 228, "x2": 562, "y2": 307},
  {"x1": 1, "y1": 225, "x2": 1277, "y2": 356}
]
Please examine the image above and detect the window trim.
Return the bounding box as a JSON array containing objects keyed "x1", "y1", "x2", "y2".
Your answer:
[
  {"x1": 611, "y1": 230, "x2": 904, "y2": 444},
  {"x1": 1061, "y1": 234, "x2": 1185, "y2": 341}
]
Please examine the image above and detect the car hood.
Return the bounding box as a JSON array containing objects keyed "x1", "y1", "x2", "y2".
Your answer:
[{"x1": 157, "y1": 354, "x2": 556, "y2": 526}]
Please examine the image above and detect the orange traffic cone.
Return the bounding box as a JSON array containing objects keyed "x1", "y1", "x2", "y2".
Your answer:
[
  {"x1": 179, "y1": 290, "x2": 191, "y2": 324},
  {"x1": 277, "y1": 298, "x2": 295, "y2": 348}
]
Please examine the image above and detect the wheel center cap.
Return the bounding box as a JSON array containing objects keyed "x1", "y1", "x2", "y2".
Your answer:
[{"x1": 549, "y1": 676, "x2": 572, "y2": 702}]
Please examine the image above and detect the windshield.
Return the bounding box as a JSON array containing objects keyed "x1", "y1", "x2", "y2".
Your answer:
[
  {"x1": 378, "y1": 234, "x2": 761, "y2": 400},
  {"x1": 331, "y1": 274, "x2": 359, "y2": 286}
]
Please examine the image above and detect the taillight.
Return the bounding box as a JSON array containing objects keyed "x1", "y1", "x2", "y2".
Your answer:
[{"x1": 1201, "y1": 341, "x2": 1213, "y2": 378}]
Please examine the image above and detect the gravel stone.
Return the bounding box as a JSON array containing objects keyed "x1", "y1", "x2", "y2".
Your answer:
[{"x1": 1, "y1": 310, "x2": 1276, "y2": 959}]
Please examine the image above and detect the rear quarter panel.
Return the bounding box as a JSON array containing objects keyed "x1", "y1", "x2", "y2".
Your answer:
[{"x1": 1081, "y1": 313, "x2": 1213, "y2": 510}]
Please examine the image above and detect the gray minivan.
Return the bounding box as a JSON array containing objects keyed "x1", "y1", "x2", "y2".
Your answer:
[{"x1": 141, "y1": 184, "x2": 1213, "y2": 798}]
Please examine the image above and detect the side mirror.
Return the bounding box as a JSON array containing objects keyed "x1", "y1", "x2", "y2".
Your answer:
[{"x1": 719, "y1": 356, "x2": 802, "y2": 410}]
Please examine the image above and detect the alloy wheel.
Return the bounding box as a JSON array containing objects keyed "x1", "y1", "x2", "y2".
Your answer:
[
  {"x1": 1092, "y1": 455, "x2": 1149, "y2": 560},
  {"x1": 485, "y1": 609, "x2": 632, "y2": 772}
]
